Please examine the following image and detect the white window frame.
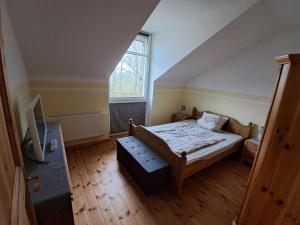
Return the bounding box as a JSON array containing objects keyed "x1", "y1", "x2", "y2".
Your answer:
[{"x1": 109, "y1": 33, "x2": 151, "y2": 103}]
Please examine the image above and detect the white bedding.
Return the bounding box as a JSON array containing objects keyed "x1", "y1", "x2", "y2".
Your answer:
[{"x1": 146, "y1": 120, "x2": 243, "y2": 163}]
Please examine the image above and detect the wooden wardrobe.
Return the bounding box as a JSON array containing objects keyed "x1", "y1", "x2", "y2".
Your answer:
[{"x1": 237, "y1": 54, "x2": 300, "y2": 224}]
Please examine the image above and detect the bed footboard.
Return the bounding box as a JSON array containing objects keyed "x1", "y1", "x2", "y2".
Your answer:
[
  {"x1": 129, "y1": 119, "x2": 186, "y2": 194},
  {"x1": 128, "y1": 117, "x2": 251, "y2": 195}
]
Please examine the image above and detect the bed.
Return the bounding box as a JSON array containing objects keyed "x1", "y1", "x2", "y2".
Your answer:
[{"x1": 128, "y1": 107, "x2": 252, "y2": 194}]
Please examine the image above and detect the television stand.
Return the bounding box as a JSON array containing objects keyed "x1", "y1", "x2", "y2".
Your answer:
[{"x1": 22, "y1": 122, "x2": 74, "y2": 225}]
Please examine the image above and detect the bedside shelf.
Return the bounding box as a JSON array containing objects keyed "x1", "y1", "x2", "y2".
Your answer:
[
  {"x1": 241, "y1": 138, "x2": 260, "y2": 164},
  {"x1": 171, "y1": 113, "x2": 189, "y2": 122}
]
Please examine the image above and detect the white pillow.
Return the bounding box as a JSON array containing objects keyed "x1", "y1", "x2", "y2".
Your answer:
[{"x1": 197, "y1": 112, "x2": 228, "y2": 132}]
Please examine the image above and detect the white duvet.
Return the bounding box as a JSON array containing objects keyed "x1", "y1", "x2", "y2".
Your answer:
[
  {"x1": 146, "y1": 120, "x2": 225, "y2": 154},
  {"x1": 146, "y1": 120, "x2": 243, "y2": 162}
]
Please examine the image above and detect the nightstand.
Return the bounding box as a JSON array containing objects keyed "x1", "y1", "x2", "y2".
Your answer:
[
  {"x1": 241, "y1": 138, "x2": 260, "y2": 164},
  {"x1": 171, "y1": 113, "x2": 189, "y2": 122}
]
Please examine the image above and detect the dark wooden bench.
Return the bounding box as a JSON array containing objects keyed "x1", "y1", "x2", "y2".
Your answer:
[{"x1": 117, "y1": 136, "x2": 170, "y2": 195}]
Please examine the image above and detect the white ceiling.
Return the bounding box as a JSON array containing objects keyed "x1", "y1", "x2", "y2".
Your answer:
[
  {"x1": 156, "y1": 0, "x2": 300, "y2": 84},
  {"x1": 144, "y1": 0, "x2": 253, "y2": 33},
  {"x1": 6, "y1": 0, "x2": 159, "y2": 82},
  {"x1": 143, "y1": 0, "x2": 258, "y2": 81},
  {"x1": 263, "y1": 0, "x2": 300, "y2": 26},
  {"x1": 7, "y1": 0, "x2": 300, "y2": 84}
]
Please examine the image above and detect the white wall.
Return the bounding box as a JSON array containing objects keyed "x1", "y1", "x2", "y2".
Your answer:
[
  {"x1": 1, "y1": 0, "x2": 29, "y2": 90},
  {"x1": 1, "y1": 0, "x2": 32, "y2": 140},
  {"x1": 187, "y1": 25, "x2": 300, "y2": 97}
]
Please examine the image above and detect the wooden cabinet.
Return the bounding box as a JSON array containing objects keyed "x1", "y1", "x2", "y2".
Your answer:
[
  {"x1": 23, "y1": 122, "x2": 74, "y2": 225},
  {"x1": 171, "y1": 113, "x2": 189, "y2": 122},
  {"x1": 241, "y1": 138, "x2": 260, "y2": 164},
  {"x1": 237, "y1": 54, "x2": 300, "y2": 225}
]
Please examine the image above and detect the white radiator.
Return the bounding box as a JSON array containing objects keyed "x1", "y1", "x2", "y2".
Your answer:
[{"x1": 47, "y1": 112, "x2": 104, "y2": 141}]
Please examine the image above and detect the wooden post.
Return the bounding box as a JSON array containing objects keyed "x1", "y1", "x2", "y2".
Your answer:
[
  {"x1": 129, "y1": 119, "x2": 133, "y2": 136},
  {"x1": 180, "y1": 151, "x2": 187, "y2": 161},
  {"x1": 192, "y1": 107, "x2": 197, "y2": 118},
  {"x1": 174, "y1": 151, "x2": 187, "y2": 195}
]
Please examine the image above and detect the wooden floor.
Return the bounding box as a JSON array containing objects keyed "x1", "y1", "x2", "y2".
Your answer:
[{"x1": 67, "y1": 137, "x2": 250, "y2": 225}]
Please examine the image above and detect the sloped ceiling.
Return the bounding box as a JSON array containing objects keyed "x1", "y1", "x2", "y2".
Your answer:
[
  {"x1": 187, "y1": 25, "x2": 300, "y2": 97},
  {"x1": 156, "y1": 0, "x2": 300, "y2": 84},
  {"x1": 5, "y1": 0, "x2": 159, "y2": 82},
  {"x1": 263, "y1": 0, "x2": 300, "y2": 26},
  {"x1": 143, "y1": 0, "x2": 258, "y2": 81}
]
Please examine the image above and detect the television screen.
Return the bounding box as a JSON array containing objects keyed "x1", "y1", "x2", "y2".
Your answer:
[
  {"x1": 27, "y1": 95, "x2": 47, "y2": 162},
  {"x1": 33, "y1": 98, "x2": 46, "y2": 149}
]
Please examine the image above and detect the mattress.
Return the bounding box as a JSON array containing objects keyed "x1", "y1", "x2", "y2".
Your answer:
[{"x1": 146, "y1": 120, "x2": 243, "y2": 163}]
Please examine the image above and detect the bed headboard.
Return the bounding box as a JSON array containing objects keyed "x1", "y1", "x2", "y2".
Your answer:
[{"x1": 191, "y1": 107, "x2": 252, "y2": 138}]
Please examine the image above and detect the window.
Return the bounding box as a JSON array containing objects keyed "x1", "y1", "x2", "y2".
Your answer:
[{"x1": 110, "y1": 33, "x2": 150, "y2": 102}]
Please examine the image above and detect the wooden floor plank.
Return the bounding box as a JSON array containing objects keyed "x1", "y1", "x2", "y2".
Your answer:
[
  {"x1": 77, "y1": 148, "x2": 121, "y2": 225},
  {"x1": 67, "y1": 138, "x2": 250, "y2": 225},
  {"x1": 68, "y1": 151, "x2": 92, "y2": 225}
]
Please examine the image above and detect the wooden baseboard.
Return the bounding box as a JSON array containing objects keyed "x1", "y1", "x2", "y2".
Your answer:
[
  {"x1": 65, "y1": 132, "x2": 129, "y2": 150},
  {"x1": 110, "y1": 131, "x2": 128, "y2": 137},
  {"x1": 65, "y1": 136, "x2": 108, "y2": 150}
]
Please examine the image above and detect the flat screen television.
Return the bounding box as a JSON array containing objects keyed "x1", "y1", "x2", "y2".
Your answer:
[{"x1": 27, "y1": 95, "x2": 47, "y2": 162}]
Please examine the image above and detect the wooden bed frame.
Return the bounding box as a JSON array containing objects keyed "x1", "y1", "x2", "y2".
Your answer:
[{"x1": 129, "y1": 107, "x2": 252, "y2": 194}]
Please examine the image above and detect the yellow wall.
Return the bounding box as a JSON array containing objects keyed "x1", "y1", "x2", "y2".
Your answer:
[
  {"x1": 151, "y1": 85, "x2": 272, "y2": 137},
  {"x1": 15, "y1": 81, "x2": 271, "y2": 141},
  {"x1": 151, "y1": 84, "x2": 185, "y2": 125},
  {"x1": 29, "y1": 82, "x2": 184, "y2": 140},
  {"x1": 9, "y1": 83, "x2": 32, "y2": 140},
  {"x1": 30, "y1": 81, "x2": 110, "y2": 139},
  {"x1": 182, "y1": 87, "x2": 272, "y2": 137}
]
